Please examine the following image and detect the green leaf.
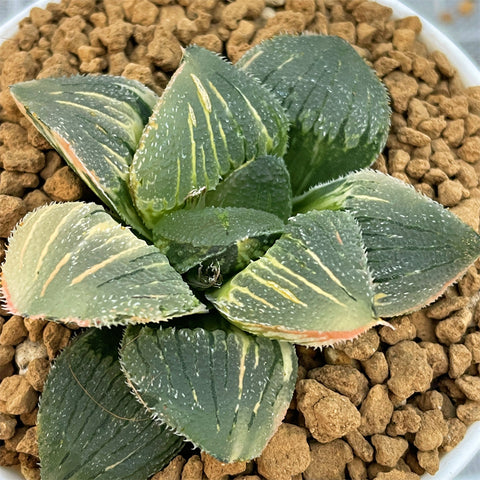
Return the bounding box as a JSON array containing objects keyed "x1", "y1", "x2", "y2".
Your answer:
[
  {"x1": 208, "y1": 210, "x2": 380, "y2": 346},
  {"x1": 39, "y1": 328, "x2": 183, "y2": 480},
  {"x1": 10, "y1": 75, "x2": 157, "y2": 239},
  {"x1": 1, "y1": 202, "x2": 206, "y2": 327},
  {"x1": 120, "y1": 316, "x2": 297, "y2": 463},
  {"x1": 204, "y1": 155, "x2": 292, "y2": 221},
  {"x1": 238, "y1": 35, "x2": 390, "y2": 195},
  {"x1": 130, "y1": 46, "x2": 289, "y2": 228},
  {"x1": 152, "y1": 206, "x2": 285, "y2": 278},
  {"x1": 294, "y1": 169, "x2": 480, "y2": 316}
]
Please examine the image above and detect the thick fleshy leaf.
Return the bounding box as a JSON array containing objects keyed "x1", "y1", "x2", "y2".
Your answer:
[
  {"x1": 208, "y1": 210, "x2": 380, "y2": 346},
  {"x1": 294, "y1": 170, "x2": 480, "y2": 316},
  {"x1": 204, "y1": 155, "x2": 292, "y2": 221},
  {"x1": 39, "y1": 328, "x2": 183, "y2": 480},
  {"x1": 1, "y1": 202, "x2": 206, "y2": 327},
  {"x1": 120, "y1": 317, "x2": 297, "y2": 462},
  {"x1": 153, "y1": 206, "x2": 285, "y2": 278},
  {"x1": 130, "y1": 46, "x2": 289, "y2": 228},
  {"x1": 238, "y1": 35, "x2": 390, "y2": 195},
  {"x1": 10, "y1": 75, "x2": 157, "y2": 239}
]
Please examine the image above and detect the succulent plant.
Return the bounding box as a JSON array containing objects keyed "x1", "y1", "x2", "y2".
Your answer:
[{"x1": 2, "y1": 34, "x2": 480, "y2": 479}]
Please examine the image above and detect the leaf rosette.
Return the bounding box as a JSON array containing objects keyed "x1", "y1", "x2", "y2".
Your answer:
[{"x1": 2, "y1": 33, "x2": 480, "y2": 476}]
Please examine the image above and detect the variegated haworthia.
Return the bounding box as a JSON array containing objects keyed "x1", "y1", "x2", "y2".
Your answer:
[{"x1": 2, "y1": 33, "x2": 480, "y2": 475}]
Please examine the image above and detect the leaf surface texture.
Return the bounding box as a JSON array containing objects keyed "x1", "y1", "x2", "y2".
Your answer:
[
  {"x1": 121, "y1": 318, "x2": 297, "y2": 462},
  {"x1": 130, "y1": 46, "x2": 288, "y2": 227},
  {"x1": 294, "y1": 170, "x2": 480, "y2": 316},
  {"x1": 208, "y1": 210, "x2": 379, "y2": 345},
  {"x1": 238, "y1": 35, "x2": 390, "y2": 195},
  {"x1": 1, "y1": 202, "x2": 206, "y2": 326},
  {"x1": 10, "y1": 75, "x2": 157, "y2": 239},
  {"x1": 38, "y1": 328, "x2": 183, "y2": 480}
]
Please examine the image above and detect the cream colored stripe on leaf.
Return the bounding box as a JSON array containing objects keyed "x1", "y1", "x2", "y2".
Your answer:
[{"x1": 70, "y1": 245, "x2": 144, "y2": 286}]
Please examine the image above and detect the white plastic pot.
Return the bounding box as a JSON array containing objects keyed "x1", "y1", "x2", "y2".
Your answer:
[{"x1": 0, "y1": 1, "x2": 479, "y2": 479}]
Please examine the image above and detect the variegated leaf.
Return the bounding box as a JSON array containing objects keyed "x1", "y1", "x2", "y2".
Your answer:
[
  {"x1": 153, "y1": 206, "x2": 284, "y2": 278},
  {"x1": 1, "y1": 202, "x2": 206, "y2": 327},
  {"x1": 10, "y1": 75, "x2": 157, "y2": 239},
  {"x1": 294, "y1": 169, "x2": 480, "y2": 316},
  {"x1": 130, "y1": 46, "x2": 289, "y2": 228},
  {"x1": 204, "y1": 155, "x2": 292, "y2": 221},
  {"x1": 208, "y1": 210, "x2": 381, "y2": 346},
  {"x1": 238, "y1": 35, "x2": 390, "y2": 195},
  {"x1": 39, "y1": 328, "x2": 183, "y2": 480},
  {"x1": 120, "y1": 317, "x2": 297, "y2": 462}
]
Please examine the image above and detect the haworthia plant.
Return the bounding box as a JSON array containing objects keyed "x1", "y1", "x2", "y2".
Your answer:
[
  {"x1": 2, "y1": 33, "x2": 480, "y2": 475},
  {"x1": 1, "y1": 202, "x2": 205, "y2": 326},
  {"x1": 121, "y1": 317, "x2": 297, "y2": 462},
  {"x1": 9, "y1": 75, "x2": 157, "y2": 240},
  {"x1": 39, "y1": 328, "x2": 184, "y2": 480},
  {"x1": 130, "y1": 45, "x2": 289, "y2": 228},
  {"x1": 293, "y1": 169, "x2": 480, "y2": 316},
  {"x1": 208, "y1": 210, "x2": 382, "y2": 346},
  {"x1": 238, "y1": 35, "x2": 391, "y2": 195}
]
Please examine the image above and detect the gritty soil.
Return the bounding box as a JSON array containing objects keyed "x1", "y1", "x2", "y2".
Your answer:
[{"x1": 1, "y1": 0, "x2": 480, "y2": 479}]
